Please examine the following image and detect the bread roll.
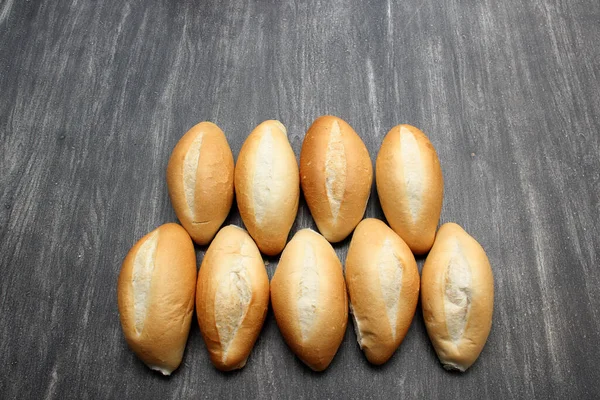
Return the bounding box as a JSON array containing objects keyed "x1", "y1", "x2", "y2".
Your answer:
[
  {"x1": 270, "y1": 229, "x2": 348, "y2": 371},
  {"x1": 117, "y1": 223, "x2": 197, "y2": 375},
  {"x1": 421, "y1": 223, "x2": 494, "y2": 372},
  {"x1": 300, "y1": 116, "x2": 373, "y2": 243},
  {"x1": 235, "y1": 120, "x2": 299, "y2": 255},
  {"x1": 376, "y1": 124, "x2": 443, "y2": 254},
  {"x1": 196, "y1": 225, "x2": 269, "y2": 371},
  {"x1": 167, "y1": 121, "x2": 234, "y2": 245},
  {"x1": 345, "y1": 218, "x2": 420, "y2": 365}
]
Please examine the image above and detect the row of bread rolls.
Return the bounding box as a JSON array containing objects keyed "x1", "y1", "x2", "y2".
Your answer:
[
  {"x1": 117, "y1": 116, "x2": 494, "y2": 374},
  {"x1": 116, "y1": 219, "x2": 492, "y2": 374},
  {"x1": 163, "y1": 117, "x2": 441, "y2": 254},
  {"x1": 115, "y1": 222, "x2": 347, "y2": 373}
]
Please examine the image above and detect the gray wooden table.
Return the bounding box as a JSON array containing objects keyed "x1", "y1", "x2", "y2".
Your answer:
[{"x1": 1, "y1": 0, "x2": 599, "y2": 398}]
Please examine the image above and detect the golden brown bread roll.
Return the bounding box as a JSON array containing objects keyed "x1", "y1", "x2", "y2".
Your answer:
[
  {"x1": 300, "y1": 115, "x2": 373, "y2": 243},
  {"x1": 421, "y1": 222, "x2": 494, "y2": 372},
  {"x1": 117, "y1": 223, "x2": 197, "y2": 375},
  {"x1": 376, "y1": 124, "x2": 443, "y2": 254},
  {"x1": 270, "y1": 229, "x2": 348, "y2": 371},
  {"x1": 235, "y1": 120, "x2": 299, "y2": 256},
  {"x1": 166, "y1": 121, "x2": 234, "y2": 246},
  {"x1": 195, "y1": 225, "x2": 270, "y2": 371},
  {"x1": 345, "y1": 218, "x2": 420, "y2": 365}
]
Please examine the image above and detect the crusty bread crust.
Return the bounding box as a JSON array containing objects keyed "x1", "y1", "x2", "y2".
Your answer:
[
  {"x1": 117, "y1": 223, "x2": 197, "y2": 375},
  {"x1": 346, "y1": 218, "x2": 420, "y2": 365},
  {"x1": 270, "y1": 229, "x2": 348, "y2": 371},
  {"x1": 196, "y1": 225, "x2": 270, "y2": 371},
  {"x1": 235, "y1": 120, "x2": 299, "y2": 256},
  {"x1": 376, "y1": 124, "x2": 443, "y2": 254},
  {"x1": 421, "y1": 223, "x2": 494, "y2": 372},
  {"x1": 300, "y1": 116, "x2": 373, "y2": 243},
  {"x1": 166, "y1": 121, "x2": 234, "y2": 246}
]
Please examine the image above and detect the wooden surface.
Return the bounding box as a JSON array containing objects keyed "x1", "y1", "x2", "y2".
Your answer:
[{"x1": 1, "y1": 0, "x2": 599, "y2": 398}]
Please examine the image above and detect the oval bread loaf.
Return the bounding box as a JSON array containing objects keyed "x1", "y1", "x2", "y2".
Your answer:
[
  {"x1": 167, "y1": 121, "x2": 234, "y2": 246},
  {"x1": 300, "y1": 116, "x2": 373, "y2": 243},
  {"x1": 376, "y1": 124, "x2": 443, "y2": 254},
  {"x1": 196, "y1": 225, "x2": 269, "y2": 371},
  {"x1": 235, "y1": 120, "x2": 300, "y2": 256},
  {"x1": 345, "y1": 218, "x2": 420, "y2": 365},
  {"x1": 117, "y1": 223, "x2": 197, "y2": 375},
  {"x1": 270, "y1": 229, "x2": 348, "y2": 371},
  {"x1": 421, "y1": 222, "x2": 494, "y2": 372}
]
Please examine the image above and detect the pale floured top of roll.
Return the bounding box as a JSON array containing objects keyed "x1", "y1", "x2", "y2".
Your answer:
[
  {"x1": 131, "y1": 230, "x2": 159, "y2": 335},
  {"x1": 377, "y1": 238, "x2": 403, "y2": 339},
  {"x1": 324, "y1": 119, "x2": 346, "y2": 222},
  {"x1": 444, "y1": 241, "x2": 472, "y2": 343},
  {"x1": 297, "y1": 240, "x2": 320, "y2": 341},
  {"x1": 399, "y1": 126, "x2": 424, "y2": 222},
  {"x1": 349, "y1": 302, "x2": 363, "y2": 348},
  {"x1": 252, "y1": 124, "x2": 284, "y2": 225},
  {"x1": 182, "y1": 133, "x2": 204, "y2": 219},
  {"x1": 214, "y1": 239, "x2": 253, "y2": 362}
]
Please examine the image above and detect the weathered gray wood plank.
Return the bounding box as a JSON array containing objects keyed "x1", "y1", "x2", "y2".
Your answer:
[{"x1": 1, "y1": 0, "x2": 599, "y2": 398}]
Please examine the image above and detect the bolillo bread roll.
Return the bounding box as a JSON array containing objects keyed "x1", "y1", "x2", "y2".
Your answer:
[
  {"x1": 195, "y1": 225, "x2": 270, "y2": 371},
  {"x1": 376, "y1": 124, "x2": 443, "y2": 254},
  {"x1": 117, "y1": 223, "x2": 197, "y2": 375},
  {"x1": 421, "y1": 223, "x2": 494, "y2": 372},
  {"x1": 166, "y1": 121, "x2": 234, "y2": 246},
  {"x1": 270, "y1": 229, "x2": 348, "y2": 371},
  {"x1": 235, "y1": 120, "x2": 299, "y2": 255},
  {"x1": 345, "y1": 218, "x2": 420, "y2": 365},
  {"x1": 300, "y1": 115, "x2": 373, "y2": 243}
]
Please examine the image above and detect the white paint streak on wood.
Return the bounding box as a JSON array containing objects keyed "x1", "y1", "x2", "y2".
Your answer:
[{"x1": 0, "y1": 0, "x2": 14, "y2": 25}]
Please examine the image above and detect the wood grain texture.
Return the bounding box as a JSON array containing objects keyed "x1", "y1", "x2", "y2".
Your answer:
[{"x1": 1, "y1": 0, "x2": 599, "y2": 398}]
